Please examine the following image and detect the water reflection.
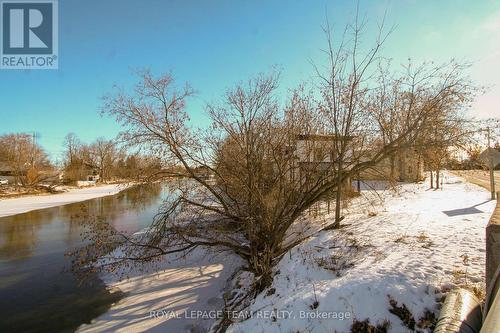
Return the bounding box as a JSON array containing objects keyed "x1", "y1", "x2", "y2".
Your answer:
[
  {"x1": 0, "y1": 183, "x2": 166, "y2": 333},
  {"x1": 0, "y1": 209, "x2": 57, "y2": 260}
]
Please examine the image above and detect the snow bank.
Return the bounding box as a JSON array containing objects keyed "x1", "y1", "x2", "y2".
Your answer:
[
  {"x1": 227, "y1": 172, "x2": 496, "y2": 333},
  {"x1": 0, "y1": 184, "x2": 129, "y2": 217},
  {"x1": 77, "y1": 249, "x2": 241, "y2": 333}
]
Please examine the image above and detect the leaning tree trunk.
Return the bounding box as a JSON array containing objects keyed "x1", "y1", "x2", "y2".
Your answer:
[{"x1": 250, "y1": 244, "x2": 275, "y2": 292}]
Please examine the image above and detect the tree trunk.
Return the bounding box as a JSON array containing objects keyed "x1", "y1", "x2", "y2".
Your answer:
[
  {"x1": 430, "y1": 170, "x2": 433, "y2": 189},
  {"x1": 390, "y1": 154, "x2": 395, "y2": 180},
  {"x1": 435, "y1": 169, "x2": 440, "y2": 189},
  {"x1": 251, "y1": 247, "x2": 274, "y2": 292},
  {"x1": 334, "y1": 159, "x2": 343, "y2": 228},
  {"x1": 334, "y1": 186, "x2": 342, "y2": 225}
]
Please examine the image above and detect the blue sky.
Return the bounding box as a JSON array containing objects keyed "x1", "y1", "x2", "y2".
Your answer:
[{"x1": 1, "y1": 0, "x2": 499, "y2": 160}]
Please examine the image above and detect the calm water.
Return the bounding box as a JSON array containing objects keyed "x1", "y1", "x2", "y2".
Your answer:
[{"x1": 0, "y1": 184, "x2": 167, "y2": 333}]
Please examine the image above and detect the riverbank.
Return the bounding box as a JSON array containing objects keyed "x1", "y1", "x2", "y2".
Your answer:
[
  {"x1": 227, "y1": 172, "x2": 496, "y2": 333},
  {"x1": 77, "y1": 249, "x2": 241, "y2": 333},
  {"x1": 0, "y1": 183, "x2": 131, "y2": 218},
  {"x1": 76, "y1": 172, "x2": 496, "y2": 333},
  {"x1": 0, "y1": 182, "x2": 161, "y2": 333}
]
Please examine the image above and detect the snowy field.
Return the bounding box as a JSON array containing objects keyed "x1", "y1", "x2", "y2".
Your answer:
[
  {"x1": 226, "y1": 172, "x2": 496, "y2": 333},
  {"x1": 0, "y1": 184, "x2": 129, "y2": 218},
  {"x1": 77, "y1": 172, "x2": 495, "y2": 333}
]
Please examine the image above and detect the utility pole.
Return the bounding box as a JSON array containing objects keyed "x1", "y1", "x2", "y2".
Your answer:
[
  {"x1": 31, "y1": 132, "x2": 38, "y2": 168},
  {"x1": 30, "y1": 132, "x2": 35, "y2": 168},
  {"x1": 487, "y1": 127, "x2": 496, "y2": 200}
]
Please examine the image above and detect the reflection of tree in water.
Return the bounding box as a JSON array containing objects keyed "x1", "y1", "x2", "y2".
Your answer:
[
  {"x1": 0, "y1": 185, "x2": 168, "y2": 333},
  {"x1": 70, "y1": 183, "x2": 166, "y2": 236},
  {"x1": 63, "y1": 203, "x2": 94, "y2": 246},
  {"x1": 68, "y1": 183, "x2": 168, "y2": 281},
  {"x1": 116, "y1": 183, "x2": 164, "y2": 210},
  {"x1": 0, "y1": 209, "x2": 57, "y2": 260},
  {"x1": 0, "y1": 184, "x2": 165, "y2": 262},
  {"x1": 77, "y1": 184, "x2": 163, "y2": 218}
]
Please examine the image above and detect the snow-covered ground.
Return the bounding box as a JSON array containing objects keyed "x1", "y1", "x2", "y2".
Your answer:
[
  {"x1": 0, "y1": 184, "x2": 129, "y2": 218},
  {"x1": 76, "y1": 172, "x2": 496, "y2": 333},
  {"x1": 77, "y1": 249, "x2": 241, "y2": 333},
  {"x1": 226, "y1": 172, "x2": 496, "y2": 333}
]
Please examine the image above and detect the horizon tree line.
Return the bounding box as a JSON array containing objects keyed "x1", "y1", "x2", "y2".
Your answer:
[{"x1": 0, "y1": 132, "x2": 164, "y2": 188}]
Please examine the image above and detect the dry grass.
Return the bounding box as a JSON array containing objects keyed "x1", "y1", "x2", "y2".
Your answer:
[
  {"x1": 350, "y1": 318, "x2": 390, "y2": 333},
  {"x1": 387, "y1": 295, "x2": 416, "y2": 331},
  {"x1": 416, "y1": 308, "x2": 437, "y2": 331},
  {"x1": 394, "y1": 235, "x2": 410, "y2": 244},
  {"x1": 314, "y1": 236, "x2": 371, "y2": 277},
  {"x1": 394, "y1": 233, "x2": 433, "y2": 249},
  {"x1": 315, "y1": 254, "x2": 355, "y2": 277}
]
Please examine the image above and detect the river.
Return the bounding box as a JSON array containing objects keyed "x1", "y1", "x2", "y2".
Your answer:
[{"x1": 0, "y1": 184, "x2": 167, "y2": 333}]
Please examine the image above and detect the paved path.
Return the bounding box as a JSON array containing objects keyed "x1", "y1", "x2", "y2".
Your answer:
[
  {"x1": 452, "y1": 170, "x2": 500, "y2": 293},
  {"x1": 452, "y1": 170, "x2": 500, "y2": 192}
]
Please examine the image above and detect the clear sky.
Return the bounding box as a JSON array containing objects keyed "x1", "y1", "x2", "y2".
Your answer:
[{"x1": 0, "y1": 0, "x2": 499, "y2": 161}]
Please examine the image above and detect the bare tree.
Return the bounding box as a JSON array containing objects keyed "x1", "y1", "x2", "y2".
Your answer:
[
  {"x1": 0, "y1": 133, "x2": 52, "y2": 188},
  {"x1": 462, "y1": 144, "x2": 484, "y2": 170},
  {"x1": 88, "y1": 138, "x2": 119, "y2": 182},
  {"x1": 62, "y1": 132, "x2": 160, "y2": 183},
  {"x1": 63, "y1": 133, "x2": 81, "y2": 166},
  {"x1": 312, "y1": 10, "x2": 392, "y2": 227},
  {"x1": 62, "y1": 133, "x2": 87, "y2": 183},
  {"x1": 71, "y1": 20, "x2": 476, "y2": 300}
]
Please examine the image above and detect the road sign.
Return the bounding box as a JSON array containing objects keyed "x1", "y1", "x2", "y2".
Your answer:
[{"x1": 480, "y1": 148, "x2": 500, "y2": 168}]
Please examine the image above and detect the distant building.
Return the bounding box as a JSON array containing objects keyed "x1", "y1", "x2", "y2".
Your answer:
[
  {"x1": 0, "y1": 160, "x2": 26, "y2": 184},
  {"x1": 292, "y1": 134, "x2": 354, "y2": 189},
  {"x1": 359, "y1": 147, "x2": 424, "y2": 182},
  {"x1": 293, "y1": 134, "x2": 424, "y2": 184},
  {"x1": 87, "y1": 174, "x2": 100, "y2": 182},
  {"x1": 295, "y1": 134, "x2": 352, "y2": 165},
  {"x1": 0, "y1": 161, "x2": 14, "y2": 177},
  {"x1": 62, "y1": 163, "x2": 100, "y2": 186},
  {"x1": 194, "y1": 166, "x2": 214, "y2": 181},
  {"x1": 0, "y1": 162, "x2": 13, "y2": 184},
  {"x1": 0, "y1": 160, "x2": 60, "y2": 185}
]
